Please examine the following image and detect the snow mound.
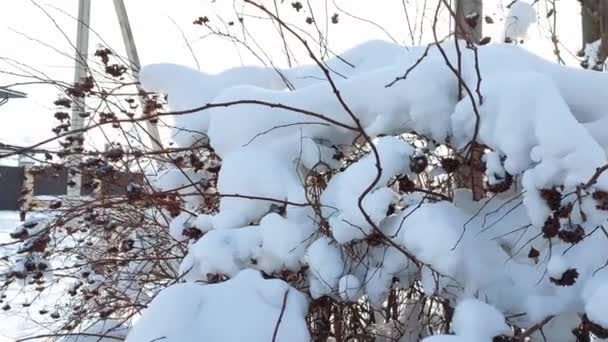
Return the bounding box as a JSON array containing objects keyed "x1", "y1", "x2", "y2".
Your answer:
[
  {"x1": 126, "y1": 269, "x2": 309, "y2": 342},
  {"x1": 503, "y1": 1, "x2": 537, "y2": 41}
]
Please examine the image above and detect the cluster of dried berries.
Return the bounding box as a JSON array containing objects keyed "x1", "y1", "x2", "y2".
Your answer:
[
  {"x1": 592, "y1": 190, "x2": 608, "y2": 211},
  {"x1": 397, "y1": 174, "x2": 415, "y2": 192},
  {"x1": 54, "y1": 111, "x2": 70, "y2": 121},
  {"x1": 557, "y1": 224, "x2": 585, "y2": 244},
  {"x1": 291, "y1": 1, "x2": 303, "y2": 11},
  {"x1": 542, "y1": 216, "x2": 560, "y2": 238},
  {"x1": 54, "y1": 97, "x2": 72, "y2": 108},
  {"x1": 193, "y1": 16, "x2": 210, "y2": 25},
  {"x1": 183, "y1": 227, "x2": 203, "y2": 240},
  {"x1": 105, "y1": 64, "x2": 127, "y2": 78},
  {"x1": 487, "y1": 173, "x2": 513, "y2": 193},
  {"x1": 143, "y1": 96, "x2": 163, "y2": 123},
  {"x1": 94, "y1": 47, "x2": 113, "y2": 65},
  {"x1": 99, "y1": 112, "x2": 118, "y2": 125},
  {"x1": 582, "y1": 314, "x2": 608, "y2": 339},
  {"x1": 441, "y1": 157, "x2": 460, "y2": 174},
  {"x1": 66, "y1": 76, "x2": 94, "y2": 98},
  {"x1": 410, "y1": 155, "x2": 428, "y2": 174},
  {"x1": 52, "y1": 123, "x2": 71, "y2": 135},
  {"x1": 549, "y1": 268, "x2": 579, "y2": 287},
  {"x1": 540, "y1": 188, "x2": 561, "y2": 211}
]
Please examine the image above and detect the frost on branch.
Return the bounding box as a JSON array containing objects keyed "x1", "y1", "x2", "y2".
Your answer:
[{"x1": 131, "y1": 38, "x2": 608, "y2": 341}]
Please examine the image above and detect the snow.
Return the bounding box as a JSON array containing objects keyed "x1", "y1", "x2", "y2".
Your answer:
[
  {"x1": 323, "y1": 136, "x2": 414, "y2": 243},
  {"x1": 338, "y1": 274, "x2": 361, "y2": 301},
  {"x1": 126, "y1": 269, "x2": 310, "y2": 342},
  {"x1": 503, "y1": 1, "x2": 537, "y2": 41},
  {"x1": 392, "y1": 202, "x2": 462, "y2": 275},
  {"x1": 182, "y1": 213, "x2": 310, "y2": 281},
  {"x1": 584, "y1": 282, "x2": 608, "y2": 328},
  {"x1": 168, "y1": 211, "x2": 196, "y2": 241},
  {"x1": 306, "y1": 237, "x2": 344, "y2": 299},
  {"x1": 451, "y1": 299, "x2": 511, "y2": 339},
  {"x1": 422, "y1": 299, "x2": 510, "y2": 342},
  {"x1": 547, "y1": 255, "x2": 570, "y2": 279}
]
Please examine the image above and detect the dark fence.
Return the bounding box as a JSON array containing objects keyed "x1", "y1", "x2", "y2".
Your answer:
[
  {"x1": 32, "y1": 167, "x2": 68, "y2": 197},
  {"x1": 0, "y1": 165, "x2": 143, "y2": 210},
  {"x1": 0, "y1": 166, "x2": 25, "y2": 210}
]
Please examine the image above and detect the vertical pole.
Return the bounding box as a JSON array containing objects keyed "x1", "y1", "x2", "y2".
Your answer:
[
  {"x1": 455, "y1": 0, "x2": 483, "y2": 42},
  {"x1": 67, "y1": 0, "x2": 91, "y2": 199},
  {"x1": 113, "y1": 0, "x2": 163, "y2": 152}
]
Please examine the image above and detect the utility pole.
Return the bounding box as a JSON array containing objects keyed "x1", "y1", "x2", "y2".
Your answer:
[
  {"x1": 67, "y1": 0, "x2": 91, "y2": 198},
  {"x1": 68, "y1": 0, "x2": 163, "y2": 198},
  {"x1": 113, "y1": 0, "x2": 163, "y2": 151}
]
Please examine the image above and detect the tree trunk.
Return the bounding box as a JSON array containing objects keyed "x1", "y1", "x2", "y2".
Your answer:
[
  {"x1": 581, "y1": 0, "x2": 608, "y2": 67},
  {"x1": 582, "y1": 0, "x2": 599, "y2": 46},
  {"x1": 600, "y1": 0, "x2": 608, "y2": 62},
  {"x1": 453, "y1": 0, "x2": 485, "y2": 201},
  {"x1": 455, "y1": 0, "x2": 483, "y2": 42}
]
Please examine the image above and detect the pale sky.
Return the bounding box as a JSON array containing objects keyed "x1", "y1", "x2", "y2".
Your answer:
[{"x1": 0, "y1": 0, "x2": 582, "y2": 165}]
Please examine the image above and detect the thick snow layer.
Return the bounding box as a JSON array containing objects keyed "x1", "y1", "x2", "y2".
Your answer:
[
  {"x1": 126, "y1": 269, "x2": 309, "y2": 342},
  {"x1": 452, "y1": 299, "x2": 510, "y2": 339},
  {"x1": 183, "y1": 213, "x2": 310, "y2": 280},
  {"x1": 323, "y1": 136, "x2": 414, "y2": 243},
  {"x1": 503, "y1": 1, "x2": 537, "y2": 41},
  {"x1": 423, "y1": 299, "x2": 510, "y2": 341},
  {"x1": 307, "y1": 237, "x2": 344, "y2": 299},
  {"x1": 585, "y1": 282, "x2": 608, "y2": 328}
]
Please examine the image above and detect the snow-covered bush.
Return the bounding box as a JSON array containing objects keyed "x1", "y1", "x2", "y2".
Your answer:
[{"x1": 128, "y1": 24, "x2": 608, "y2": 342}]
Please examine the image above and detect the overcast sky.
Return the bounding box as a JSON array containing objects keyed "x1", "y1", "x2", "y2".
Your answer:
[{"x1": 0, "y1": 0, "x2": 582, "y2": 165}]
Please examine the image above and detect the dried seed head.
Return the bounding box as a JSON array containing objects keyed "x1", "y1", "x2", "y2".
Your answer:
[
  {"x1": 540, "y1": 188, "x2": 562, "y2": 211},
  {"x1": 550, "y1": 268, "x2": 579, "y2": 286},
  {"x1": 542, "y1": 216, "x2": 560, "y2": 239}
]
